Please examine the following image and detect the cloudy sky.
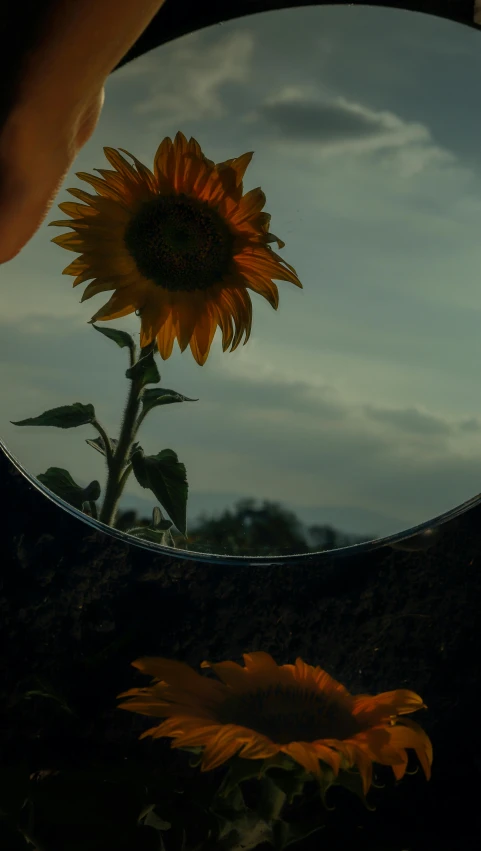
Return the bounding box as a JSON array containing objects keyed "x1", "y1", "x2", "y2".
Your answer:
[{"x1": 2, "y1": 4, "x2": 481, "y2": 548}]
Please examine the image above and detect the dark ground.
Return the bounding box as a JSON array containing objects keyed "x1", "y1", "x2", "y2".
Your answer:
[{"x1": 1, "y1": 446, "x2": 481, "y2": 850}]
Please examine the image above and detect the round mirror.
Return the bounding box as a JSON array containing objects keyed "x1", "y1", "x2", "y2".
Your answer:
[{"x1": 2, "y1": 3, "x2": 481, "y2": 559}]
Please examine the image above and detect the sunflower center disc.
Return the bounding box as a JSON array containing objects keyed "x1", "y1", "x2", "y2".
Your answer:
[
  {"x1": 124, "y1": 193, "x2": 235, "y2": 292},
  {"x1": 218, "y1": 686, "x2": 362, "y2": 744}
]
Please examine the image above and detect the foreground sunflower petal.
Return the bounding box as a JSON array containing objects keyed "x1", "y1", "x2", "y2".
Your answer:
[
  {"x1": 117, "y1": 651, "x2": 432, "y2": 794},
  {"x1": 50, "y1": 131, "x2": 303, "y2": 365}
]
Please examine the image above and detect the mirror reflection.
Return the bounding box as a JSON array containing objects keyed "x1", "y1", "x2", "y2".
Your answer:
[{"x1": 2, "y1": 5, "x2": 481, "y2": 557}]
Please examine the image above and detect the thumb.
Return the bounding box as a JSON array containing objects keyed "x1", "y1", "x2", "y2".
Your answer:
[{"x1": 0, "y1": 86, "x2": 105, "y2": 265}]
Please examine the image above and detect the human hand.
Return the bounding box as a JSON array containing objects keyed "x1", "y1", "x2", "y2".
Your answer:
[{"x1": 0, "y1": 0, "x2": 167, "y2": 264}]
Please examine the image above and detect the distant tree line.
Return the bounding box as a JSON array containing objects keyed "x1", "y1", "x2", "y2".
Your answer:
[{"x1": 116, "y1": 498, "x2": 374, "y2": 556}]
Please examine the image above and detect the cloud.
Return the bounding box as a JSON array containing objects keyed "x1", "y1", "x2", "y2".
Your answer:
[
  {"x1": 459, "y1": 417, "x2": 481, "y2": 433},
  {"x1": 260, "y1": 89, "x2": 386, "y2": 143},
  {"x1": 363, "y1": 404, "x2": 453, "y2": 437},
  {"x1": 111, "y1": 30, "x2": 254, "y2": 125},
  {"x1": 251, "y1": 86, "x2": 455, "y2": 176}
]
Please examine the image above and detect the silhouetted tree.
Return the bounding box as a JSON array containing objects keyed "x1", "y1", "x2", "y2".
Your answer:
[
  {"x1": 306, "y1": 523, "x2": 372, "y2": 552},
  {"x1": 116, "y1": 501, "x2": 373, "y2": 557},
  {"x1": 187, "y1": 498, "x2": 310, "y2": 556}
]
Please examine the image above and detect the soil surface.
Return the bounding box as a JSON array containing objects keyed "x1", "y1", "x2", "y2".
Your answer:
[{"x1": 1, "y1": 448, "x2": 481, "y2": 850}]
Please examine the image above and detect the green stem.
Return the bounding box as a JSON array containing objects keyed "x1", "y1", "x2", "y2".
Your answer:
[
  {"x1": 91, "y1": 417, "x2": 113, "y2": 468},
  {"x1": 127, "y1": 340, "x2": 137, "y2": 369},
  {"x1": 135, "y1": 407, "x2": 148, "y2": 432},
  {"x1": 98, "y1": 377, "x2": 143, "y2": 527},
  {"x1": 118, "y1": 461, "x2": 132, "y2": 495}
]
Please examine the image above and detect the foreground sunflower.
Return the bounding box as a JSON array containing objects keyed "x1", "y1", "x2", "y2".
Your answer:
[
  {"x1": 49, "y1": 131, "x2": 302, "y2": 365},
  {"x1": 117, "y1": 651, "x2": 432, "y2": 794}
]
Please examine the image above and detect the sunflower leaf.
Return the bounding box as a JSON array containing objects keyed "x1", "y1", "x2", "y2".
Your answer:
[
  {"x1": 314, "y1": 768, "x2": 336, "y2": 811},
  {"x1": 217, "y1": 758, "x2": 266, "y2": 799},
  {"x1": 333, "y1": 768, "x2": 376, "y2": 811},
  {"x1": 272, "y1": 814, "x2": 326, "y2": 850},
  {"x1": 264, "y1": 767, "x2": 310, "y2": 806},
  {"x1": 138, "y1": 803, "x2": 171, "y2": 831},
  {"x1": 141, "y1": 388, "x2": 198, "y2": 416},
  {"x1": 127, "y1": 526, "x2": 173, "y2": 544},
  {"x1": 12, "y1": 403, "x2": 96, "y2": 429},
  {"x1": 217, "y1": 755, "x2": 296, "y2": 801},
  {"x1": 37, "y1": 467, "x2": 101, "y2": 511},
  {"x1": 125, "y1": 350, "x2": 160, "y2": 387},
  {"x1": 86, "y1": 436, "x2": 141, "y2": 460},
  {"x1": 91, "y1": 324, "x2": 135, "y2": 352},
  {"x1": 255, "y1": 776, "x2": 286, "y2": 823},
  {"x1": 22, "y1": 677, "x2": 77, "y2": 717},
  {"x1": 130, "y1": 448, "x2": 188, "y2": 535},
  {"x1": 86, "y1": 436, "x2": 113, "y2": 456}
]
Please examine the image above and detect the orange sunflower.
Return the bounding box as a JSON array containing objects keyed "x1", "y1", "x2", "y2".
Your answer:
[
  {"x1": 49, "y1": 131, "x2": 302, "y2": 365},
  {"x1": 117, "y1": 651, "x2": 432, "y2": 794}
]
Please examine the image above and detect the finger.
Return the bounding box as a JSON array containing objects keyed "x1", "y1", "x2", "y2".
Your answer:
[{"x1": 0, "y1": 88, "x2": 105, "y2": 264}]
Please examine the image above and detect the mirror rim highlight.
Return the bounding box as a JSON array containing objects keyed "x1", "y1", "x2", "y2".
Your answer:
[
  {"x1": 3, "y1": 439, "x2": 480, "y2": 566},
  {"x1": 4, "y1": 2, "x2": 481, "y2": 564}
]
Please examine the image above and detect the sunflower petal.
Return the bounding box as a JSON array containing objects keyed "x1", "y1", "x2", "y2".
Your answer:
[
  {"x1": 89, "y1": 289, "x2": 137, "y2": 322},
  {"x1": 118, "y1": 148, "x2": 158, "y2": 192},
  {"x1": 352, "y1": 689, "x2": 426, "y2": 726},
  {"x1": 244, "y1": 275, "x2": 279, "y2": 309},
  {"x1": 81, "y1": 279, "x2": 119, "y2": 301},
  {"x1": 131, "y1": 657, "x2": 227, "y2": 704},
  {"x1": 219, "y1": 151, "x2": 254, "y2": 188},
  {"x1": 230, "y1": 188, "x2": 266, "y2": 229},
  {"x1": 156, "y1": 313, "x2": 177, "y2": 360},
  {"x1": 76, "y1": 171, "x2": 126, "y2": 201},
  {"x1": 383, "y1": 719, "x2": 433, "y2": 781},
  {"x1": 51, "y1": 232, "x2": 86, "y2": 251},
  {"x1": 153, "y1": 136, "x2": 175, "y2": 183},
  {"x1": 103, "y1": 147, "x2": 139, "y2": 180},
  {"x1": 283, "y1": 742, "x2": 323, "y2": 778},
  {"x1": 189, "y1": 310, "x2": 217, "y2": 366},
  {"x1": 312, "y1": 744, "x2": 342, "y2": 776},
  {"x1": 200, "y1": 725, "x2": 249, "y2": 771}
]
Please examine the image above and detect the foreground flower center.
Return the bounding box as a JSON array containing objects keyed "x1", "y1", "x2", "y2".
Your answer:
[
  {"x1": 123, "y1": 193, "x2": 236, "y2": 292},
  {"x1": 216, "y1": 685, "x2": 362, "y2": 744}
]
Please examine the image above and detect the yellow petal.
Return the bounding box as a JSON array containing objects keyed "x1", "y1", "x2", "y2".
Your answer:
[
  {"x1": 155, "y1": 313, "x2": 176, "y2": 360},
  {"x1": 50, "y1": 232, "x2": 86, "y2": 251},
  {"x1": 89, "y1": 289, "x2": 137, "y2": 322},
  {"x1": 216, "y1": 151, "x2": 254, "y2": 188},
  {"x1": 230, "y1": 188, "x2": 266, "y2": 229},
  {"x1": 352, "y1": 689, "x2": 426, "y2": 726},
  {"x1": 200, "y1": 725, "x2": 248, "y2": 771},
  {"x1": 131, "y1": 657, "x2": 226, "y2": 704},
  {"x1": 312, "y1": 743, "x2": 342, "y2": 776},
  {"x1": 189, "y1": 311, "x2": 217, "y2": 366}
]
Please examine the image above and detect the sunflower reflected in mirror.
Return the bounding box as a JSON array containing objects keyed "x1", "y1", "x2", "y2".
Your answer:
[
  {"x1": 50, "y1": 131, "x2": 302, "y2": 366},
  {"x1": 116, "y1": 651, "x2": 432, "y2": 844},
  {"x1": 11, "y1": 133, "x2": 302, "y2": 542}
]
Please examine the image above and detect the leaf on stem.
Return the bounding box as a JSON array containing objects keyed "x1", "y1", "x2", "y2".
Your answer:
[
  {"x1": 91, "y1": 323, "x2": 135, "y2": 352},
  {"x1": 141, "y1": 388, "x2": 198, "y2": 416},
  {"x1": 151, "y1": 506, "x2": 174, "y2": 530},
  {"x1": 12, "y1": 403, "x2": 95, "y2": 429},
  {"x1": 86, "y1": 437, "x2": 141, "y2": 459},
  {"x1": 130, "y1": 448, "x2": 188, "y2": 535},
  {"x1": 272, "y1": 814, "x2": 326, "y2": 849},
  {"x1": 125, "y1": 350, "x2": 160, "y2": 387},
  {"x1": 37, "y1": 467, "x2": 101, "y2": 510},
  {"x1": 127, "y1": 505, "x2": 175, "y2": 543}
]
